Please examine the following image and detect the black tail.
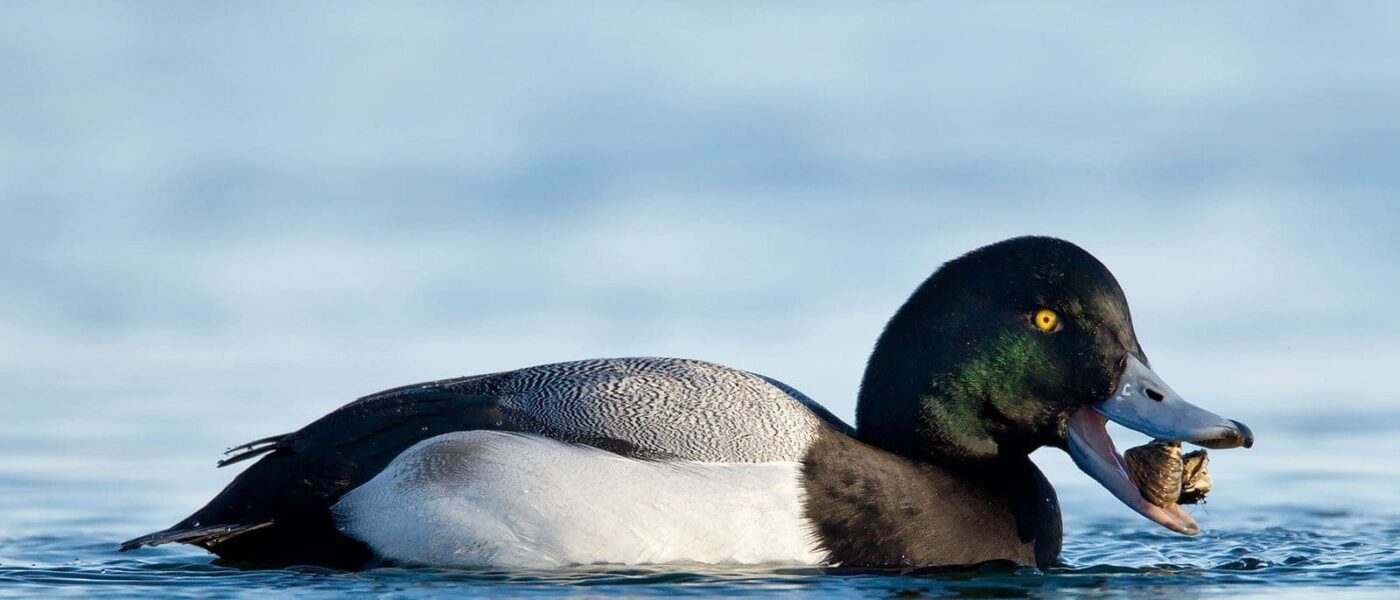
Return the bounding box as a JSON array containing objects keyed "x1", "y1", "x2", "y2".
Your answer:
[
  {"x1": 119, "y1": 521, "x2": 274, "y2": 551},
  {"x1": 216, "y1": 433, "x2": 289, "y2": 468},
  {"x1": 118, "y1": 389, "x2": 512, "y2": 569}
]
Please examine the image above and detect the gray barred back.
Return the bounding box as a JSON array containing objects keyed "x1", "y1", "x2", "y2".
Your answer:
[{"x1": 362, "y1": 358, "x2": 837, "y2": 463}]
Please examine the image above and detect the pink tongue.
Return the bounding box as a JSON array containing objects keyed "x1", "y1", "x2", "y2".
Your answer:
[{"x1": 1066, "y1": 407, "x2": 1200, "y2": 535}]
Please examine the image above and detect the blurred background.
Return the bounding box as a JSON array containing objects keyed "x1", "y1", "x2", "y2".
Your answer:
[{"x1": 1, "y1": 0, "x2": 1398, "y2": 582}]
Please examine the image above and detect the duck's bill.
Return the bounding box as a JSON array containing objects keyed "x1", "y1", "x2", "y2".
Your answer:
[{"x1": 1065, "y1": 355, "x2": 1254, "y2": 536}]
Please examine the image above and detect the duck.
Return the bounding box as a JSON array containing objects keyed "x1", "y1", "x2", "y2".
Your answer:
[{"x1": 120, "y1": 236, "x2": 1253, "y2": 570}]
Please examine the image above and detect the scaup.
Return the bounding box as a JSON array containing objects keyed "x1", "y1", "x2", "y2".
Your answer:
[{"x1": 120, "y1": 236, "x2": 1252, "y2": 569}]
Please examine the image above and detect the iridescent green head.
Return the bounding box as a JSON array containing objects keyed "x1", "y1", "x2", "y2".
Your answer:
[
  {"x1": 857, "y1": 236, "x2": 1253, "y2": 534},
  {"x1": 855, "y1": 236, "x2": 1142, "y2": 464}
]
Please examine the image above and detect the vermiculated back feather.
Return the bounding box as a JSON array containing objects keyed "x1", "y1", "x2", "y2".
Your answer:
[{"x1": 381, "y1": 357, "x2": 831, "y2": 462}]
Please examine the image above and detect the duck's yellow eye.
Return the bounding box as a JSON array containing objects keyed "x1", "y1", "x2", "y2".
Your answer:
[{"x1": 1034, "y1": 309, "x2": 1060, "y2": 332}]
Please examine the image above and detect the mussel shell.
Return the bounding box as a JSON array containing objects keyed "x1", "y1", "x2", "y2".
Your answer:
[
  {"x1": 1124, "y1": 440, "x2": 1184, "y2": 508},
  {"x1": 1123, "y1": 440, "x2": 1212, "y2": 507},
  {"x1": 1178, "y1": 449, "x2": 1212, "y2": 505}
]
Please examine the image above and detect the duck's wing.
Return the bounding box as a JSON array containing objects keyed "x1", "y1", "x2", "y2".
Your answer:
[{"x1": 119, "y1": 357, "x2": 845, "y2": 567}]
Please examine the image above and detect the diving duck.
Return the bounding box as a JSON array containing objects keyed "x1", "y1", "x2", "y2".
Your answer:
[{"x1": 121, "y1": 236, "x2": 1253, "y2": 569}]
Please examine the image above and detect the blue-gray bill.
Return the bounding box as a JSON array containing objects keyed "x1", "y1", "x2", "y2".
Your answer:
[{"x1": 1066, "y1": 356, "x2": 1254, "y2": 535}]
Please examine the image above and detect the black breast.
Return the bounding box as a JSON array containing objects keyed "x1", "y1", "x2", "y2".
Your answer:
[{"x1": 799, "y1": 427, "x2": 1062, "y2": 569}]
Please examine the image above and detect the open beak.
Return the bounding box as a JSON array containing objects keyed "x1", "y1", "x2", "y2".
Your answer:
[{"x1": 1065, "y1": 355, "x2": 1253, "y2": 535}]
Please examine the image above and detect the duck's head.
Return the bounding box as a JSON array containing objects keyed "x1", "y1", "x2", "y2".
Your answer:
[{"x1": 856, "y1": 236, "x2": 1252, "y2": 535}]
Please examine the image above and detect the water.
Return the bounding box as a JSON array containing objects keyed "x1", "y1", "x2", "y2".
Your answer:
[
  {"x1": 4, "y1": 1, "x2": 1400, "y2": 597},
  {"x1": 1, "y1": 394, "x2": 1397, "y2": 598}
]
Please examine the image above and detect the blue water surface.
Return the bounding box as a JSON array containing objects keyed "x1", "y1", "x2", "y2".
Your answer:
[
  {"x1": 1, "y1": 396, "x2": 1397, "y2": 598},
  {"x1": 3, "y1": 1, "x2": 1400, "y2": 597}
]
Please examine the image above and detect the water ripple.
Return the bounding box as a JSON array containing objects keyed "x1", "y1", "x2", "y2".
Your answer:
[{"x1": 1, "y1": 517, "x2": 1396, "y2": 599}]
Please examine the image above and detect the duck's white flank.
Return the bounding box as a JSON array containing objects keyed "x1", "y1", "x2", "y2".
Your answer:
[{"x1": 331, "y1": 431, "x2": 825, "y2": 568}]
